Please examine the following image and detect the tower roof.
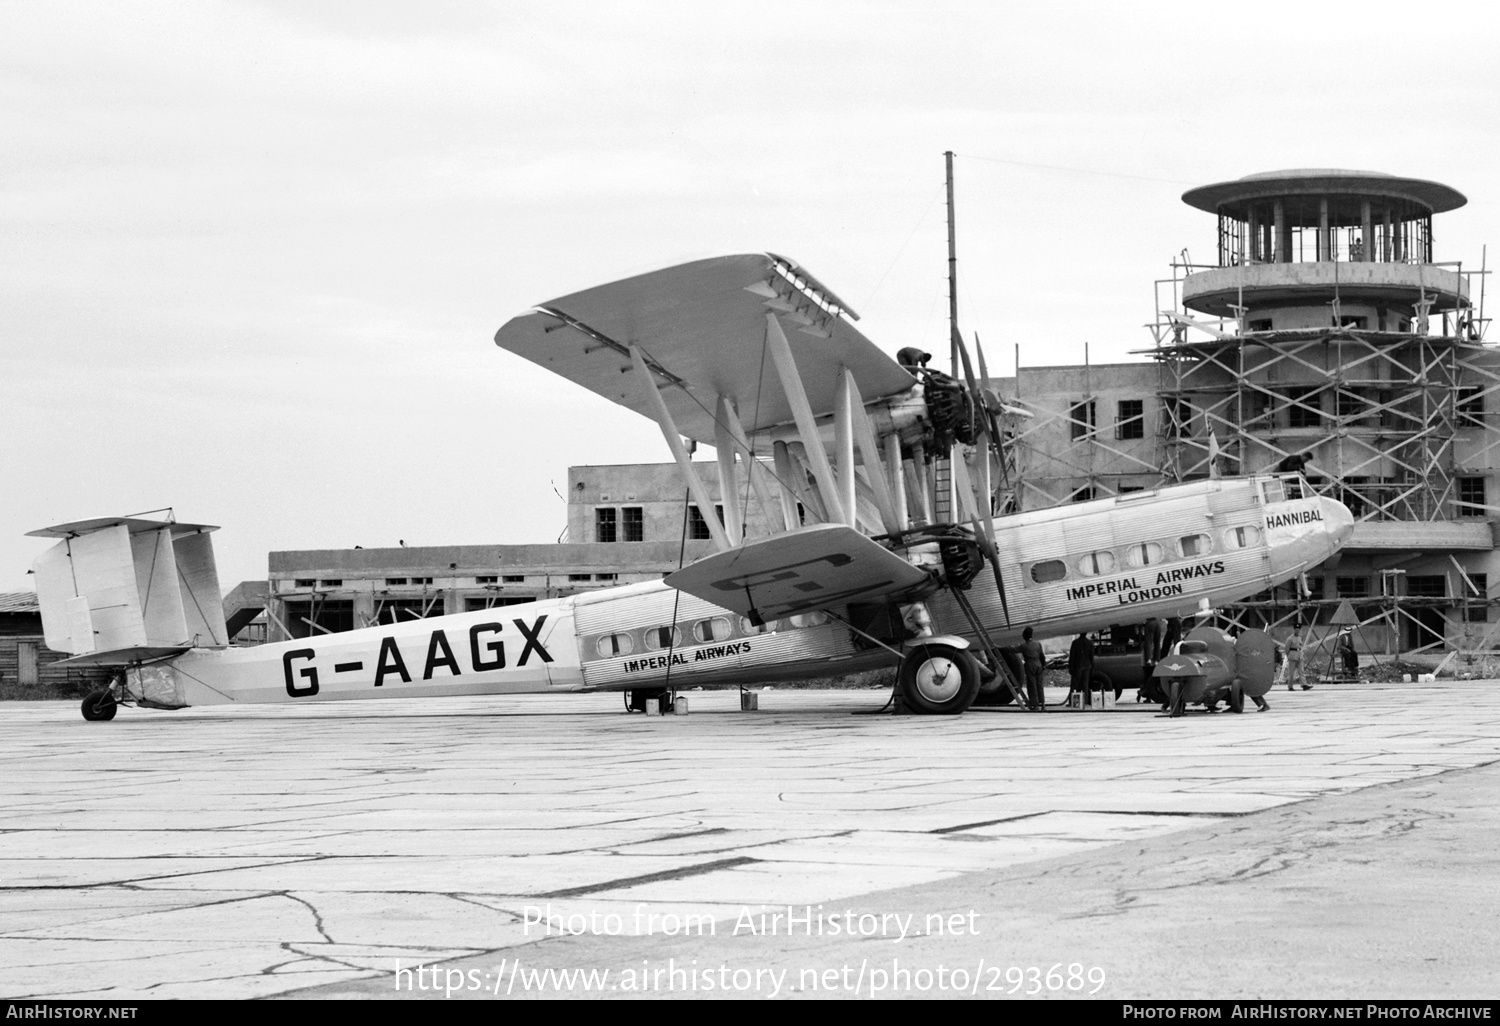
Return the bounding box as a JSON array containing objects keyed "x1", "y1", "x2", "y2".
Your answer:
[{"x1": 1183, "y1": 169, "x2": 1466, "y2": 222}]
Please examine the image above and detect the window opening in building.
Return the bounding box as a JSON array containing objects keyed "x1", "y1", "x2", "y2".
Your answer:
[
  {"x1": 1467, "y1": 573, "x2": 1489, "y2": 623},
  {"x1": 384, "y1": 578, "x2": 407, "y2": 586},
  {"x1": 1069, "y1": 398, "x2": 1096, "y2": 440},
  {"x1": 622, "y1": 506, "x2": 644, "y2": 542},
  {"x1": 567, "y1": 573, "x2": 591, "y2": 582},
  {"x1": 475, "y1": 576, "x2": 497, "y2": 584},
  {"x1": 294, "y1": 579, "x2": 316, "y2": 588},
  {"x1": 1459, "y1": 387, "x2": 1485, "y2": 428},
  {"x1": 1406, "y1": 576, "x2": 1446, "y2": 598},
  {"x1": 503, "y1": 575, "x2": 525, "y2": 583},
  {"x1": 1070, "y1": 485, "x2": 1095, "y2": 503},
  {"x1": 1162, "y1": 397, "x2": 1193, "y2": 438},
  {"x1": 1458, "y1": 477, "x2": 1488, "y2": 517},
  {"x1": 464, "y1": 596, "x2": 535, "y2": 611},
  {"x1": 596, "y1": 507, "x2": 618, "y2": 543},
  {"x1": 284, "y1": 600, "x2": 355, "y2": 637},
  {"x1": 1115, "y1": 399, "x2": 1144, "y2": 440},
  {"x1": 374, "y1": 598, "x2": 442, "y2": 625},
  {"x1": 1336, "y1": 577, "x2": 1371, "y2": 599},
  {"x1": 687, "y1": 504, "x2": 725, "y2": 540},
  {"x1": 1287, "y1": 387, "x2": 1322, "y2": 429}
]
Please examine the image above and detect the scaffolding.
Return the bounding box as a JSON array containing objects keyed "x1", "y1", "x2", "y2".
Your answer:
[{"x1": 996, "y1": 169, "x2": 1500, "y2": 659}]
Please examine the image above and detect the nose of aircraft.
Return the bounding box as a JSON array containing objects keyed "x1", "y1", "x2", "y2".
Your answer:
[{"x1": 1322, "y1": 495, "x2": 1355, "y2": 550}]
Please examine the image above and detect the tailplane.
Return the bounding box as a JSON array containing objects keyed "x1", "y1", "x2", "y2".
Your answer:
[{"x1": 28, "y1": 516, "x2": 228, "y2": 665}]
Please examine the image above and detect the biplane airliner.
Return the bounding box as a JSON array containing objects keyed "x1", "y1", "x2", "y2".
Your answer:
[{"x1": 30, "y1": 254, "x2": 1353, "y2": 721}]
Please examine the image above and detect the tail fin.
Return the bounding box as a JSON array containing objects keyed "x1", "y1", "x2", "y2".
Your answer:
[{"x1": 28, "y1": 517, "x2": 227, "y2": 664}]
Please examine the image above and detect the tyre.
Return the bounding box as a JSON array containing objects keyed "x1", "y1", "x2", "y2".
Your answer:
[
  {"x1": 899, "y1": 644, "x2": 981, "y2": 715},
  {"x1": 1227, "y1": 684, "x2": 1245, "y2": 714},
  {"x1": 1089, "y1": 669, "x2": 1119, "y2": 699},
  {"x1": 972, "y1": 657, "x2": 1017, "y2": 707},
  {"x1": 81, "y1": 689, "x2": 117, "y2": 722}
]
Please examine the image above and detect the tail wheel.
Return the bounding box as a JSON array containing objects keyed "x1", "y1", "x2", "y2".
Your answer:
[
  {"x1": 899, "y1": 644, "x2": 981, "y2": 715},
  {"x1": 81, "y1": 689, "x2": 117, "y2": 722}
]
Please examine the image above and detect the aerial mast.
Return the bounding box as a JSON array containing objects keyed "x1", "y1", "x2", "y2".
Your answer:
[{"x1": 946, "y1": 150, "x2": 959, "y2": 375}]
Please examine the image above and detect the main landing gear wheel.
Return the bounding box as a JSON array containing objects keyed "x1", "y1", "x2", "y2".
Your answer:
[
  {"x1": 898, "y1": 644, "x2": 981, "y2": 715},
  {"x1": 81, "y1": 689, "x2": 117, "y2": 722}
]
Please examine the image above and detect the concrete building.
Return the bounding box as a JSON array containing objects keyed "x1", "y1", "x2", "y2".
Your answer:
[{"x1": 987, "y1": 169, "x2": 1497, "y2": 659}]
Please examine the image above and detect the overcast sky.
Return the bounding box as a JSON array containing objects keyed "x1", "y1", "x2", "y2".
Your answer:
[{"x1": 6, "y1": 0, "x2": 1500, "y2": 592}]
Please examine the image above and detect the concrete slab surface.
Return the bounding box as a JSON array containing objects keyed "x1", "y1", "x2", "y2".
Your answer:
[{"x1": 1, "y1": 680, "x2": 1497, "y2": 1000}]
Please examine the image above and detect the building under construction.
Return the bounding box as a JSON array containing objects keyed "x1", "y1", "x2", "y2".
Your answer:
[{"x1": 991, "y1": 169, "x2": 1497, "y2": 663}]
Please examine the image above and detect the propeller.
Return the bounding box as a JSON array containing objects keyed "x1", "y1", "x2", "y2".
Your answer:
[{"x1": 951, "y1": 325, "x2": 1011, "y2": 626}]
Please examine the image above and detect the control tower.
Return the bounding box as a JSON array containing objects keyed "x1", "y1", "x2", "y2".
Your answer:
[{"x1": 1148, "y1": 169, "x2": 1498, "y2": 650}]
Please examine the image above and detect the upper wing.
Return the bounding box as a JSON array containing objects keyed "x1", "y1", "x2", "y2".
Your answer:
[
  {"x1": 493, "y1": 253, "x2": 915, "y2": 444},
  {"x1": 664, "y1": 523, "x2": 935, "y2": 621}
]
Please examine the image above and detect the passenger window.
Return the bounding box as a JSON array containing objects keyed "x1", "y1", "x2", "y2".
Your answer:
[
  {"x1": 1076, "y1": 550, "x2": 1116, "y2": 576},
  {"x1": 1030, "y1": 560, "x2": 1067, "y2": 584},
  {"x1": 596, "y1": 633, "x2": 634, "y2": 658},
  {"x1": 692, "y1": 617, "x2": 732, "y2": 643},
  {"x1": 1124, "y1": 541, "x2": 1165, "y2": 568},
  {"x1": 1178, "y1": 534, "x2": 1212, "y2": 558},
  {"x1": 738, "y1": 616, "x2": 779, "y2": 635},
  {"x1": 790, "y1": 610, "x2": 830, "y2": 628},
  {"x1": 1223, "y1": 525, "x2": 1263, "y2": 549},
  {"x1": 643, "y1": 625, "x2": 682, "y2": 651}
]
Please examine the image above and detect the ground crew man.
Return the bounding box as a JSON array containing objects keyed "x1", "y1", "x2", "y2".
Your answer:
[
  {"x1": 1069, "y1": 630, "x2": 1095, "y2": 708},
  {"x1": 1285, "y1": 625, "x2": 1309, "y2": 691},
  {"x1": 1019, "y1": 626, "x2": 1046, "y2": 710}
]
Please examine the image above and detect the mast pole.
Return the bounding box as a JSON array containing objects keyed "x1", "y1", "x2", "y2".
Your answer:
[{"x1": 946, "y1": 150, "x2": 959, "y2": 376}]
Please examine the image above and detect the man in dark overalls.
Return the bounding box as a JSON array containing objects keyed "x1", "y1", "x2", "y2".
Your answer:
[{"x1": 1069, "y1": 631, "x2": 1095, "y2": 708}]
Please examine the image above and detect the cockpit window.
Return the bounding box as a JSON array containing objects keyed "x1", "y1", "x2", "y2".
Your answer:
[
  {"x1": 1281, "y1": 475, "x2": 1306, "y2": 500},
  {"x1": 1261, "y1": 479, "x2": 1286, "y2": 504}
]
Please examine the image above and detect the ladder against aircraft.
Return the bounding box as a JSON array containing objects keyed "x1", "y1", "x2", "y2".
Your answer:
[{"x1": 29, "y1": 253, "x2": 1355, "y2": 720}]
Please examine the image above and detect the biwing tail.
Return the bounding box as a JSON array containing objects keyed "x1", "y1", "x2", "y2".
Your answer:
[{"x1": 28, "y1": 517, "x2": 228, "y2": 664}]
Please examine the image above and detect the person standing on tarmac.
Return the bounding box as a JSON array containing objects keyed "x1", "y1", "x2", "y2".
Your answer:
[
  {"x1": 1019, "y1": 627, "x2": 1046, "y2": 710},
  {"x1": 1069, "y1": 630, "x2": 1096, "y2": 708},
  {"x1": 1285, "y1": 625, "x2": 1310, "y2": 691}
]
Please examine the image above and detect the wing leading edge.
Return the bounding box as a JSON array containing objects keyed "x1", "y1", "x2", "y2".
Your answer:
[
  {"x1": 664, "y1": 524, "x2": 935, "y2": 622},
  {"x1": 493, "y1": 254, "x2": 915, "y2": 444}
]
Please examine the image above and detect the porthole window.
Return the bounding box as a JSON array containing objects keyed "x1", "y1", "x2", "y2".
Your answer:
[
  {"x1": 738, "y1": 616, "x2": 779, "y2": 635},
  {"x1": 1030, "y1": 560, "x2": 1067, "y2": 584},
  {"x1": 1124, "y1": 541, "x2": 1165, "y2": 568},
  {"x1": 595, "y1": 633, "x2": 634, "y2": 658},
  {"x1": 1223, "y1": 525, "x2": 1263, "y2": 549},
  {"x1": 790, "y1": 610, "x2": 830, "y2": 628},
  {"x1": 1076, "y1": 550, "x2": 1116, "y2": 577},
  {"x1": 692, "y1": 617, "x2": 733, "y2": 643},
  {"x1": 1178, "y1": 533, "x2": 1213, "y2": 558},
  {"x1": 642, "y1": 625, "x2": 682, "y2": 651}
]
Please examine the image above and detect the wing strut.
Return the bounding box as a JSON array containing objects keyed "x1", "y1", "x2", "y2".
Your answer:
[
  {"x1": 716, "y1": 396, "x2": 790, "y2": 533},
  {"x1": 628, "y1": 345, "x2": 734, "y2": 552},
  {"x1": 764, "y1": 313, "x2": 848, "y2": 526}
]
